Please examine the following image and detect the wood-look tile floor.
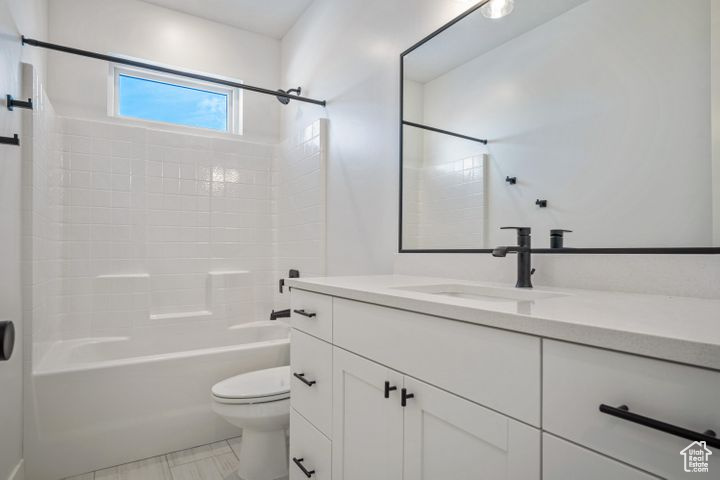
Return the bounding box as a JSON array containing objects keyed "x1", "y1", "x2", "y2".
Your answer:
[{"x1": 63, "y1": 437, "x2": 258, "y2": 480}]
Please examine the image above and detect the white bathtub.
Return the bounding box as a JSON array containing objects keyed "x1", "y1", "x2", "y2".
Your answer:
[{"x1": 25, "y1": 322, "x2": 290, "y2": 480}]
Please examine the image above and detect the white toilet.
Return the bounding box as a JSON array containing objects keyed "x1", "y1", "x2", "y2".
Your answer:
[{"x1": 212, "y1": 366, "x2": 290, "y2": 480}]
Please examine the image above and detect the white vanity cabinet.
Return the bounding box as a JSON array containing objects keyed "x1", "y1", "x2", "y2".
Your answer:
[
  {"x1": 542, "y1": 435, "x2": 657, "y2": 480},
  {"x1": 331, "y1": 348, "x2": 540, "y2": 480},
  {"x1": 332, "y1": 348, "x2": 404, "y2": 480},
  {"x1": 288, "y1": 285, "x2": 719, "y2": 480},
  {"x1": 402, "y1": 375, "x2": 540, "y2": 479},
  {"x1": 543, "y1": 340, "x2": 720, "y2": 479},
  {"x1": 290, "y1": 290, "x2": 541, "y2": 480}
]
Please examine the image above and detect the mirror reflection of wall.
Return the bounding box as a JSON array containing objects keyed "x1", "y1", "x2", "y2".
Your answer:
[
  {"x1": 402, "y1": 0, "x2": 719, "y2": 250},
  {"x1": 403, "y1": 125, "x2": 487, "y2": 249}
]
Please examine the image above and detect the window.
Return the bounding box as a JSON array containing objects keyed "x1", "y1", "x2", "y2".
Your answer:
[{"x1": 111, "y1": 65, "x2": 242, "y2": 134}]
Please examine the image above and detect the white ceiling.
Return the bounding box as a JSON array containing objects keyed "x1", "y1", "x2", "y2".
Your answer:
[
  {"x1": 404, "y1": 0, "x2": 591, "y2": 83},
  {"x1": 140, "y1": 0, "x2": 314, "y2": 39}
]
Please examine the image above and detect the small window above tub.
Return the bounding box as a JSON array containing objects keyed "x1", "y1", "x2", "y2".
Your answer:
[{"x1": 110, "y1": 64, "x2": 242, "y2": 135}]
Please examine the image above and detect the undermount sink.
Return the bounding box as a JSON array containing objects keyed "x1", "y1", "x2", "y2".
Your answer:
[{"x1": 392, "y1": 284, "x2": 568, "y2": 302}]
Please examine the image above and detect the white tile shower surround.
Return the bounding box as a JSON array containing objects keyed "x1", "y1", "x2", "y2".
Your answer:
[
  {"x1": 272, "y1": 119, "x2": 327, "y2": 310},
  {"x1": 55, "y1": 117, "x2": 276, "y2": 340},
  {"x1": 25, "y1": 116, "x2": 327, "y2": 348},
  {"x1": 21, "y1": 64, "x2": 63, "y2": 365},
  {"x1": 62, "y1": 437, "x2": 267, "y2": 480}
]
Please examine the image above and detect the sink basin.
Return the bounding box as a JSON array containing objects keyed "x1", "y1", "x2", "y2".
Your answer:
[{"x1": 392, "y1": 284, "x2": 567, "y2": 302}]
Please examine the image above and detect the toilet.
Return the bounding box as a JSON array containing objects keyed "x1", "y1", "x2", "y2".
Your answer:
[{"x1": 212, "y1": 366, "x2": 291, "y2": 480}]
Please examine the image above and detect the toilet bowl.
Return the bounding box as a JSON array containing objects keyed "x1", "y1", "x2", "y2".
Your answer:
[{"x1": 212, "y1": 366, "x2": 290, "y2": 480}]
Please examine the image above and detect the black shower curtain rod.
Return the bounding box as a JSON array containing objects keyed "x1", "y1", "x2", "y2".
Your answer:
[{"x1": 21, "y1": 36, "x2": 327, "y2": 107}]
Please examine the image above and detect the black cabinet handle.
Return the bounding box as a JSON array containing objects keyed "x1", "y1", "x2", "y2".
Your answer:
[
  {"x1": 293, "y1": 372, "x2": 317, "y2": 387},
  {"x1": 599, "y1": 404, "x2": 720, "y2": 449},
  {"x1": 293, "y1": 309, "x2": 317, "y2": 318},
  {"x1": 0, "y1": 321, "x2": 15, "y2": 361},
  {"x1": 292, "y1": 457, "x2": 315, "y2": 478},
  {"x1": 384, "y1": 381, "x2": 397, "y2": 398},
  {"x1": 401, "y1": 388, "x2": 415, "y2": 407}
]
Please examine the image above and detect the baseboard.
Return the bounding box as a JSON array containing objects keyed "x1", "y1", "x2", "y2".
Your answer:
[{"x1": 7, "y1": 460, "x2": 24, "y2": 480}]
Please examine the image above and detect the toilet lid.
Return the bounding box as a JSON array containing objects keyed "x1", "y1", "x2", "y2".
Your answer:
[{"x1": 212, "y1": 366, "x2": 290, "y2": 402}]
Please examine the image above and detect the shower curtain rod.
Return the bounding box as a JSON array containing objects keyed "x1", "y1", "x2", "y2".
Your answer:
[{"x1": 21, "y1": 36, "x2": 327, "y2": 107}]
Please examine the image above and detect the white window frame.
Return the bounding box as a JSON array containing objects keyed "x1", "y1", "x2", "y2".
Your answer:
[{"x1": 109, "y1": 63, "x2": 243, "y2": 135}]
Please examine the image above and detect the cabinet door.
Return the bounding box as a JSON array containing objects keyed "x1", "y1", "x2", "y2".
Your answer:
[
  {"x1": 543, "y1": 434, "x2": 657, "y2": 480},
  {"x1": 403, "y1": 377, "x2": 540, "y2": 480},
  {"x1": 332, "y1": 348, "x2": 404, "y2": 480}
]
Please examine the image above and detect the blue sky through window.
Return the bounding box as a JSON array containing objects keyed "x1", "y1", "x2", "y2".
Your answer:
[{"x1": 118, "y1": 74, "x2": 229, "y2": 132}]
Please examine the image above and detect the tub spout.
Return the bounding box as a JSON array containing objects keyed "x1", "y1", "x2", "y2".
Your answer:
[{"x1": 270, "y1": 309, "x2": 291, "y2": 320}]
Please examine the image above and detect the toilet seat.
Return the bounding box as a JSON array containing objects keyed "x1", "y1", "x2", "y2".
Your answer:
[{"x1": 212, "y1": 366, "x2": 290, "y2": 405}]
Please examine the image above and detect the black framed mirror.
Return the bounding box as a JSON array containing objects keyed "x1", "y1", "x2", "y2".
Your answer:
[{"x1": 399, "y1": 0, "x2": 720, "y2": 254}]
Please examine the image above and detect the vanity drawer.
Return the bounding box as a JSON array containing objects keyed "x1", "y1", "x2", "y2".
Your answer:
[
  {"x1": 544, "y1": 340, "x2": 720, "y2": 478},
  {"x1": 290, "y1": 408, "x2": 331, "y2": 480},
  {"x1": 291, "y1": 289, "x2": 332, "y2": 341},
  {"x1": 543, "y1": 434, "x2": 656, "y2": 480},
  {"x1": 290, "y1": 329, "x2": 332, "y2": 436},
  {"x1": 333, "y1": 298, "x2": 541, "y2": 426}
]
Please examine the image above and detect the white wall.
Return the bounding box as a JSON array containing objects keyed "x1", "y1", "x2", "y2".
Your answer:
[
  {"x1": 417, "y1": 0, "x2": 712, "y2": 248},
  {"x1": 47, "y1": 0, "x2": 282, "y2": 143},
  {"x1": 285, "y1": 0, "x2": 720, "y2": 298},
  {"x1": 0, "y1": 1, "x2": 48, "y2": 478},
  {"x1": 281, "y1": 0, "x2": 476, "y2": 275},
  {"x1": 0, "y1": 8, "x2": 24, "y2": 478}
]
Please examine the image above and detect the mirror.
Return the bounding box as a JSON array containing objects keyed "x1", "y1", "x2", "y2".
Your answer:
[{"x1": 400, "y1": 0, "x2": 720, "y2": 252}]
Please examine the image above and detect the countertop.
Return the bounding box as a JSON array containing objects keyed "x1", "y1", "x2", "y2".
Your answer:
[{"x1": 286, "y1": 275, "x2": 720, "y2": 371}]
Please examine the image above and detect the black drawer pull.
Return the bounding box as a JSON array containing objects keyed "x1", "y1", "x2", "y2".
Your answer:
[
  {"x1": 401, "y1": 387, "x2": 415, "y2": 407},
  {"x1": 599, "y1": 404, "x2": 720, "y2": 449},
  {"x1": 292, "y1": 457, "x2": 315, "y2": 478},
  {"x1": 293, "y1": 372, "x2": 317, "y2": 387},
  {"x1": 384, "y1": 381, "x2": 397, "y2": 398},
  {"x1": 293, "y1": 309, "x2": 317, "y2": 318}
]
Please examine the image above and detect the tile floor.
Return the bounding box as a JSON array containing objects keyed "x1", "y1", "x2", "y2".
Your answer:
[{"x1": 64, "y1": 437, "x2": 253, "y2": 480}]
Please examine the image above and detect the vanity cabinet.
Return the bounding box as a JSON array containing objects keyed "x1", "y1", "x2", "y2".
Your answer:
[
  {"x1": 332, "y1": 347, "x2": 540, "y2": 480},
  {"x1": 333, "y1": 298, "x2": 541, "y2": 426},
  {"x1": 544, "y1": 340, "x2": 720, "y2": 479},
  {"x1": 542, "y1": 435, "x2": 657, "y2": 480},
  {"x1": 332, "y1": 348, "x2": 404, "y2": 480},
  {"x1": 290, "y1": 329, "x2": 333, "y2": 436},
  {"x1": 290, "y1": 409, "x2": 332, "y2": 480},
  {"x1": 289, "y1": 287, "x2": 718, "y2": 480},
  {"x1": 403, "y1": 375, "x2": 540, "y2": 479}
]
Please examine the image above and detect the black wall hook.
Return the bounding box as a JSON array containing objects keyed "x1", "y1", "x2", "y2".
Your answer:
[
  {"x1": 505, "y1": 176, "x2": 517, "y2": 185},
  {"x1": 7, "y1": 95, "x2": 33, "y2": 111},
  {"x1": 536, "y1": 199, "x2": 548, "y2": 208},
  {"x1": 0, "y1": 134, "x2": 20, "y2": 146}
]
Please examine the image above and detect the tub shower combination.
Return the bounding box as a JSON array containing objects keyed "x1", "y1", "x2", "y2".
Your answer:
[{"x1": 26, "y1": 322, "x2": 289, "y2": 480}]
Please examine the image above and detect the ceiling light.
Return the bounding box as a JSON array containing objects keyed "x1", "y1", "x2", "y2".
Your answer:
[{"x1": 480, "y1": 0, "x2": 515, "y2": 19}]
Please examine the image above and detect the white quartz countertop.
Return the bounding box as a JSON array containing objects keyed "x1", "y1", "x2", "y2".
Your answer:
[{"x1": 286, "y1": 275, "x2": 720, "y2": 371}]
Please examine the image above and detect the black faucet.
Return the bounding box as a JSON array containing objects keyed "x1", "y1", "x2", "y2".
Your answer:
[{"x1": 492, "y1": 227, "x2": 533, "y2": 288}]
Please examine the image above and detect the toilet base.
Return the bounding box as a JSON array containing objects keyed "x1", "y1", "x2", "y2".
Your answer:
[{"x1": 236, "y1": 428, "x2": 288, "y2": 480}]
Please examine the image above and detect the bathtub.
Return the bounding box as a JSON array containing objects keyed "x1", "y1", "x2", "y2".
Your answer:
[{"x1": 25, "y1": 321, "x2": 290, "y2": 480}]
